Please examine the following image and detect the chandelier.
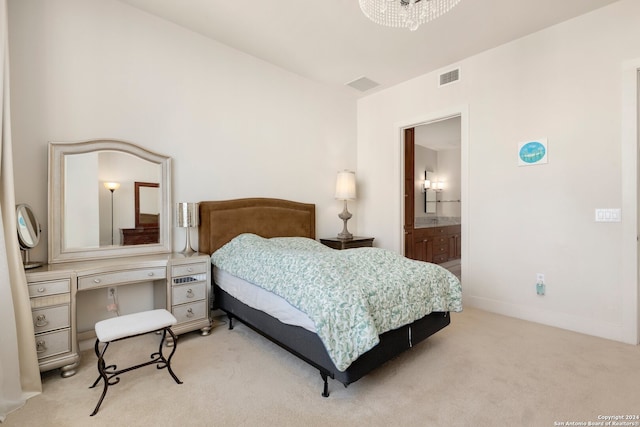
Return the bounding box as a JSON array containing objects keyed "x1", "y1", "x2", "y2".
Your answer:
[{"x1": 359, "y1": 0, "x2": 461, "y2": 31}]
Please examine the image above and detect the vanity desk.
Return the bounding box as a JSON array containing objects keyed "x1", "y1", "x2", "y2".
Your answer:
[
  {"x1": 26, "y1": 252, "x2": 212, "y2": 378},
  {"x1": 36, "y1": 139, "x2": 212, "y2": 378}
]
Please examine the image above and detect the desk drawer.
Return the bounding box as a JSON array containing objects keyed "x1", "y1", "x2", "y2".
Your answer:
[
  {"x1": 28, "y1": 279, "x2": 70, "y2": 298},
  {"x1": 78, "y1": 267, "x2": 166, "y2": 290},
  {"x1": 172, "y1": 300, "x2": 207, "y2": 324},
  {"x1": 172, "y1": 281, "x2": 206, "y2": 306},
  {"x1": 32, "y1": 304, "x2": 70, "y2": 334},
  {"x1": 172, "y1": 263, "x2": 207, "y2": 277},
  {"x1": 35, "y1": 329, "x2": 70, "y2": 360}
]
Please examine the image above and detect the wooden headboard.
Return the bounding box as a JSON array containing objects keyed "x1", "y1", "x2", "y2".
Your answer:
[{"x1": 198, "y1": 198, "x2": 316, "y2": 255}]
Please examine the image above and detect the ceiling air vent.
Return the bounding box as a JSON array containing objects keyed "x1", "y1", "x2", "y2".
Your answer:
[
  {"x1": 439, "y1": 68, "x2": 460, "y2": 87},
  {"x1": 346, "y1": 76, "x2": 379, "y2": 92}
]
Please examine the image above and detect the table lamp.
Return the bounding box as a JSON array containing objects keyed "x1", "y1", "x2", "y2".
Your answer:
[{"x1": 176, "y1": 202, "x2": 199, "y2": 253}]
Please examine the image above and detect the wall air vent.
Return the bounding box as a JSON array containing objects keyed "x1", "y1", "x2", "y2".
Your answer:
[
  {"x1": 346, "y1": 76, "x2": 379, "y2": 92},
  {"x1": 439, "y1": 68, "x2": 460, "y2": 87}
]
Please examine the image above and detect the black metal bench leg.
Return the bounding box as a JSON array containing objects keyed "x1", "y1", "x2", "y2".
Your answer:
[
  {"x1": 90, "y1": 340, "x2": 112, "y2": 416},
  {"x1": 157, "y1": 328, "x2": 182, "y2": 384}
]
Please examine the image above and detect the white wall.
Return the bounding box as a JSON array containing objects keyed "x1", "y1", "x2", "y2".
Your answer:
[
  {"x1": 8, "y1": 0, "x2": 357, "y2": 264},
  {"x1": 8, "y1": 0, "x2": 356, "y2": 338},
  {"x1": 357, "y1": 0, "x2": 640, "y2": 344}
]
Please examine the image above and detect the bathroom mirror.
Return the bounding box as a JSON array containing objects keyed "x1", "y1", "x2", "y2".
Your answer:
[
  {"x1": 48, "y1": 139, "x2": 172, "y2": 263},
  {"x1": 16, "y1": 203, "x2": 43, "y2": 269}
]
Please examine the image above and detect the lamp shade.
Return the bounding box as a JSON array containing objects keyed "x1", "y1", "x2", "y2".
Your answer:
[
  {"x1": 176, "y1": 202, "x2": 199, "y2": 228},
  {"x1": 103, "y1": 182, "x2": 120, "y2": 191},
  {"x1": 335, "y1": 170, "x2": 356, "y2": 200}
]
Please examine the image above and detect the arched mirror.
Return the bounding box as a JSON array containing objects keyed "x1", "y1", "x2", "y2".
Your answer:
[
  {"x1": 16, "y1": 203, "x2": 43, "y2": 269},
  {"x1": 48, "y1": 139, "x2": 172, "y2": 263}
]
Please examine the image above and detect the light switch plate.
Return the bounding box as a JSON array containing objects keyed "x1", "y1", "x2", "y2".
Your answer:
[{"x1": 595, "y1": 208, "x2": 621, "y2": 222}]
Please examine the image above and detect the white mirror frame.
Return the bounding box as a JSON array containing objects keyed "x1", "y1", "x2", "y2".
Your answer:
[{"x1": 48, "y1": 139, "x2": 172, "y2": 263}]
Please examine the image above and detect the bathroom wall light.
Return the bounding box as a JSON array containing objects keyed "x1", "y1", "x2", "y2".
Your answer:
[{"x1": 422, "y1": 171, "x2": 431, "y2": 192}]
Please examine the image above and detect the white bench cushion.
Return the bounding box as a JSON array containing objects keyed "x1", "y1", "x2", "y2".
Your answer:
[{"x1": 95, "y1": 309, "x2": 177, "y2": 342}]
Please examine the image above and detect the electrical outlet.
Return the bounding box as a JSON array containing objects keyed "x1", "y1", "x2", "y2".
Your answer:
[
  {"x1": 536, "y1": 273, "x2": 545, "y2": 295},
  {"x1": 106, "y1": 287, "x2": 119, "y2": 312}
]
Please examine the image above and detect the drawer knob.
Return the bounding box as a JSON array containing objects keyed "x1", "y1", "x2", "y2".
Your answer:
[
  {"x1": 37, "y1": 287, "x2": 46, "y2": 293},
  {"x1": 186, "y1": 289, "x2": 194, "y2": 298},
  {"x1": 186, "y1": 308, "x2": 194, "y2": 318},
  {"x1": 148, "y1": 272, "x2": 154, "y2": 277},
  {"x1": 36, "y1": 340, "x2": 47, "y2": 353},
  {"x1": 187, "y1": 267, "x2": 193, "y2": 272},
  {"x1": 35, "y1": 315, "x2": 49, "y2": 327},
  {"x1": 93, "y1": 279, "x2": 101, "y2": 284}
]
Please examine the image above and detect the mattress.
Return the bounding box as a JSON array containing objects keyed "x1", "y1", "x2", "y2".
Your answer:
[{"x1": 213, "y1": 266, "x2": 317, "y2": 333}]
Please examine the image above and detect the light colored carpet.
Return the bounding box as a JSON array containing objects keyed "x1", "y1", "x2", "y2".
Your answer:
[{"x1": 4, "y1": 307, "x2": 639, "y2": 427}]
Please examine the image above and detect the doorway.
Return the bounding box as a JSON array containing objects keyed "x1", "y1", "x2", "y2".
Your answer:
[{"x1": 403, "y1": 116, "x2": 462, "y2": 279}]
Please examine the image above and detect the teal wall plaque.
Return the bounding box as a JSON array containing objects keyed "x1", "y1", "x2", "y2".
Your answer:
[{"x1": 518, "y1": 139, "x2": 548, "y2": 166}]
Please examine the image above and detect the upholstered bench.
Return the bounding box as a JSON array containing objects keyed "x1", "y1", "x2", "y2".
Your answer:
[{"x1": 89, "y1": 309, "x2": 182, "y2": 416}]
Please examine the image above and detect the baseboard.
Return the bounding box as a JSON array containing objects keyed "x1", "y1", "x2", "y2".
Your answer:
[
  {"x1": 465, "y1": 295, "x2": 629, "y2": 344},
  {"x1": 78, "y1": 330, "x2": 97, "y2": 352}
]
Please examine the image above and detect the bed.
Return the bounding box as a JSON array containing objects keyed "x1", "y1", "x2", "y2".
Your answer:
[{"x1": 198, "y1": 198, "x2": 461, "y2": 396}]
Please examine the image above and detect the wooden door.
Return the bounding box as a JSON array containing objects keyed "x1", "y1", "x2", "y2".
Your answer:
[{"x1": 404, "y1": 128, "x2": 415, "y2": 258}]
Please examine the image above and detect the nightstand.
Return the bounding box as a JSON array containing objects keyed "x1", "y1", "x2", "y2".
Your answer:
[{"x1": 319, "y1": 236, "x2": 374, "y2": 250}]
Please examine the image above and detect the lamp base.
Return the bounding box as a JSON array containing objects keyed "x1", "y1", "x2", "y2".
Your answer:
[
  {"x1": 337, "y1": 200, "x2": 353, "y2": 241},
  {"x1": 337, "y1": 231, "x2": 353, "y2": 241},
  {"x1": 180, "y1": 228, "x2": 196, "y2": 254}
]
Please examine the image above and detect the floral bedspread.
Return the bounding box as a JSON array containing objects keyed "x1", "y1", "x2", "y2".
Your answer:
[{"x1": 211, "y1": 233, "x2": 462, "y2": 371}]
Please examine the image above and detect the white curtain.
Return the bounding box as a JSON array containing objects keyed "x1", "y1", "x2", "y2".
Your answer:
[{"x1": 0, "y1": 0, "x2": 42, "y2": 421}]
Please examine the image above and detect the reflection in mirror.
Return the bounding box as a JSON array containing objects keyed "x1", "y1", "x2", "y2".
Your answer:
[
  {"x1": 135, "y1": 182, "x2": 160, "y2": 227},
  {"x1": 120, "y1": 182, "x2": 160, "y2": 245},
  {"x1": 16, "y1": 204, "x2": 43, "y2": 269},
  {"x1": 424, "y1": 171, "x2": 437, "y2": 214},
  {"x1": 49, "y1": 139, "x2": 172, "y2": 263}
]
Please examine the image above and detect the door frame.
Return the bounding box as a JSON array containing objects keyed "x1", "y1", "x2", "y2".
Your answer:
[
  {"x1": 621, "y1": 59, "x2": 640, "y2": 344},
  {"x1": 396, "y1": 105, "x2": 469, "y2": 272}
]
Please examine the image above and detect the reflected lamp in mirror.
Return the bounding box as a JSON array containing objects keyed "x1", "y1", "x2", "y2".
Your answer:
[
  {"x1": 16, "y1": 204, "x2": 43, "y2": 269},
  {"x1": 104, "y1": 182, "x2": 120, "y2": 192},
  {"x1": 176, "y1": 202, "x2": 199, "y2": 253},
  {"x1": 335, "y1": 170, "x2": 356, "y2": 240},
  {"x1": 422, "y1": 171, "x2": 431, "y2": 192},
  {"x1": 423, "y1": 171, "x2": 444, "y2": 192},
  {"x1": 423, "y1": 171, "x2": 437, "y2": 214},
  {"x1": 103, "y1": 182, "x2": 120, "y2": 245}
]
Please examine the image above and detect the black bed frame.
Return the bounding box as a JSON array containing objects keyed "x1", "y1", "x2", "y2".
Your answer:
[{"x1": 215, "y1": 284, "x2": 450, "y2": 396}]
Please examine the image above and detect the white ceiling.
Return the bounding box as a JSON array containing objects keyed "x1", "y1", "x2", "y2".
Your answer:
[{"x1": 117, "y1": 0, "x2": 619, "y2": 96}]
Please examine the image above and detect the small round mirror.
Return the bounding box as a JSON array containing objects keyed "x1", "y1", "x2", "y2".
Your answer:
[{"x1": 16, "y1": 204, "x2": 43, "y2": 269}]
